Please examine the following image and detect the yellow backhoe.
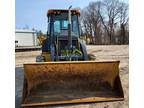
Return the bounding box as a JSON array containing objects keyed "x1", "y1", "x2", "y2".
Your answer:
[{"x1": 21, "y1": 6, "x2": 124, "y2": 107}]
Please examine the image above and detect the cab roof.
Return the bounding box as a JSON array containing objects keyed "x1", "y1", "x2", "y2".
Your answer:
[{"x1": 47, "y1": 9, "x2": 80, "y2": 17}]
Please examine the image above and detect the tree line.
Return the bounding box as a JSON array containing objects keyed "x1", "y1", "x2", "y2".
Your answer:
[{"x1": 80, "y1": 0, "x2": 129, "y2": 45}]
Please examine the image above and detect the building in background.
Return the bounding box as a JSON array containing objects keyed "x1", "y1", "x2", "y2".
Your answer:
[{"x1": 15, "y1": 29, "x2": 38, "y2": 47}]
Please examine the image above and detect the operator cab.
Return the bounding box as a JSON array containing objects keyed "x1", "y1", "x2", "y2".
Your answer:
[
  {"x1": 42, "y1": 9, "x2": 86, "y2": 61},
  {"x1": 47, "y1": 9, "x2": 80, "y2": 38}
]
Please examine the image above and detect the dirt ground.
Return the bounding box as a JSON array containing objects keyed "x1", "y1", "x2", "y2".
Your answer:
[{"x1": 15, "y1": 45, "x2": 129, "y2": 108}]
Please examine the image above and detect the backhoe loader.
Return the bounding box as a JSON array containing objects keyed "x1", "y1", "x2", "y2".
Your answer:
[{"x1": 21, "y1": 6, "x2": 124, "y2": 107}]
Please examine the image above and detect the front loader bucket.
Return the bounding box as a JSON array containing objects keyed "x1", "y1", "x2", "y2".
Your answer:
[{"x1": 21, "y1": 61, "x2": 124, "y2": 107}]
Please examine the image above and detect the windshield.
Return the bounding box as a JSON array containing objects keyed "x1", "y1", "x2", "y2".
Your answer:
[{"x1": 51, "y1": 13, "x2": 79, "y2": 36}]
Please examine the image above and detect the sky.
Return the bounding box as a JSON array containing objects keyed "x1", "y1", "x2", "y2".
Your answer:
[{"x1": 16, "y1": 0, "x2": 128, "y2": 33}]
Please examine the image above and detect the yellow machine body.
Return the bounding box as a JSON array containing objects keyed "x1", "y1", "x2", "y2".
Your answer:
[
  {"x1": 42, "y1": 52, "x2": 51, "y2": 61},
  {"x1": 21, "y1": 9, "x2": 124, "y2": 107}
]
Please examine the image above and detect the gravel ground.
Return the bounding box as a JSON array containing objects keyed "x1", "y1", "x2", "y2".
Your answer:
[{"x1": 15, "y1": 45, "x2": 129, "y2": 108}]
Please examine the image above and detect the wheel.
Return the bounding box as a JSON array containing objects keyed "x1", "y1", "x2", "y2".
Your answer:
[
  {"x1": 88, "y1": 53, "x2": 96, "y2": 60},
  {"x1": 36, "y1": 55, "x2": 44, "y2": 62}
]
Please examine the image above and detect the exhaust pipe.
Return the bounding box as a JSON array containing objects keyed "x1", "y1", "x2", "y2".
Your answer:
[{"x1": 68, "y1": 6, "x2": 72, "y2": 60}]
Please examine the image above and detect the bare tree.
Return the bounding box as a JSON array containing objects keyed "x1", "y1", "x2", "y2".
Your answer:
[
  {"x1": 89, "y1": 2, "x2": 103, "y2": 44},
  {"x1": 81, "y1": 2, "x2": 103, "y2": 44},
  {"x1": 119, "y1": 2, "x2": 129, "y2": 44},
  {"x1": 80, "y1": 0, "x2": 129, "y2": 45},
  {"x1": 101, "y1": 0, "x2": 122, "y2": 44},
  {"x1": 81, "y1": 8, "x2": 94, "y2": 44}
]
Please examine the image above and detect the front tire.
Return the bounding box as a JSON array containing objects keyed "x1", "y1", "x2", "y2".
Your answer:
[{"x1": 36, "y1": 55, "x2": 44, "y2": 62}]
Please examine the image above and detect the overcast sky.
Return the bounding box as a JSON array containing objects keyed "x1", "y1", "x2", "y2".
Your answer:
[{"x1": 16, "y1": 0, "x2": 128, "y2": 33}]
